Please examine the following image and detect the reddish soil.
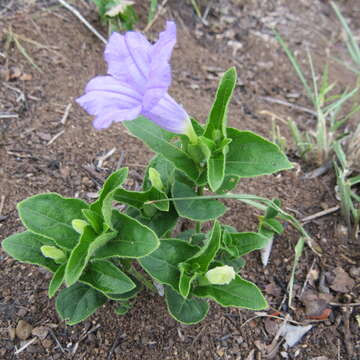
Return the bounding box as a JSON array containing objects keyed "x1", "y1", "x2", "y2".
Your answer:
[{"x1": 0, "y1": 1, "x2": 359, "y2": 359}]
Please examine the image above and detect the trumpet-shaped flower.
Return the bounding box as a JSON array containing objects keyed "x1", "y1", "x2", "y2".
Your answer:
[{"x1": 76, "y1": 21, "x2": 191, "y2": 134}]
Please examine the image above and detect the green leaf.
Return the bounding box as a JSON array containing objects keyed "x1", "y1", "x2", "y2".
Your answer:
[
  {"x1": 176, "y1": 229, "x2": 196, "y2": 241},
  {"x1": 204, "y1": 67, "x2": 237, "y2": 140},
  {"x1": 207, "y1": 150, "x2": 226, "y2": 192},
  {"x1": 216, "y1": 175, "x2": 240, "y2": 194},
  {"x1": 264, "y1": 199, "x2": 281, "y2": 219},
  {"x1": 93, "y1": 210, "x2": 159, "y2": 259},
  {"x1": 90, "y1": 168, "x2": 128, "y2": 214},
  {"x1": 225, "y1": 128, "x2": 293, "y2": 178},
  {"x1": 165, "y1": 286, "x2": 209, "y2": 324},
  {"x1": 49, "y1": 263, "x2": 66, "y2": 298},
  {"x1": 194, "y1": 275, "x2": 268, "y2": 310},
  {"x1": 112, "y1": 187, "x2": 169, "y2": 212},
  {"x1": 261, "y1": 218, "x2": 284, "y2": 234},
  {"x1": 127, "y1": 204, "x2": 178, "y2": 237},
  {"x1": 80, "y1": 260, "x2": 135, "y2": 294},
  {"x1": 124, "y1": 117, "x2": 200, "y2": 182},
  {"x1": 104, "y1": 278, "x2": 142, "y2": 300},
  {"x1": 115, "y1": 301, "x2": 132, "y2": 315},
  {"x1": 18, "y1": 193, "x2": 89, "y2": 249},
  {"x1": 186, "y1": 221, "x2": 222, "y2": 272},
  {"x1": 56, "y1": 283, "x2": 107, "y2": 325},
  {"x1": 224, "y1": 232, "x2": 269, "y2": 256},
  {"x1": 65, "y1": 226, "x2": 98, "y2": 286},
  {"x1": 172, "y1": 181, "x2": 227, "y2": 221},
  {"x1": 2, "y1": 231, "x2": 58, "y2": 272},
  {"x1": 82, "y1": 209, "x2": 103, "y2": 234},
  {"x1": 40, "y1": 245, "x2": 66, "y2": 262},
  {"x1": 139, "y1": 239, "x2": 199, "y2": 291},
  {"x1": 215, "y1": 254, "x2": 246, "y2": 272},
  {"x1": 88, "y1": 231, "x2": 117, "y2": 255},
  {"x1": 179, "y1": 263, "x2": 197, "y2": 298}
]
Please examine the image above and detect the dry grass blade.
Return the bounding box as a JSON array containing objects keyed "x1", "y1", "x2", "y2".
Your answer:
[{"x1": 8, "y1": 28, "x2": 43, "y2": 73}]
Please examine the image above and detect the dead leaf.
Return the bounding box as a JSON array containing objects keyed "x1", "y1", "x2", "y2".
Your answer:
[
  {"x1": 301, "y1": 291, "x2": 330, "y2": 317},
  {"x1": 280, "y1": 323, "x2": 312, "y2": 347},
  {"x1": 330, "y1": 267, "x2": 355, "y2": 293},
  {"x1": 261, "y1": 237, "x2": 273, "y2": 267},
  {"x1": 305, "y1": 308, "x2": 332, "y2": 320}
]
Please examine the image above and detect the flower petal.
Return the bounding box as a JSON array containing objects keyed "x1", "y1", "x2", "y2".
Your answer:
[
  {"x1": 142, "y1": 93, "x2": 189, "y2": 133},
  {"x1": 93, "y1": 106, "x2": 142, "y2": 130},
  {"x1": 104, "y1": 31, "x2": 151, "y2": 91},
  {"x1": 85, "y1": 76, "x2": 142, "y2": 102},
  {"x1": 76, "y1": 76, "x2": 142, "y2": 116},
  {"x1": 143, "y1": 21, "x2": 177, "y2": 110}
]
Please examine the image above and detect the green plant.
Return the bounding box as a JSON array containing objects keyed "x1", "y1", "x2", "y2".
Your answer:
[
  {"x1": 276, "y1": 32, "x2": 360, "y2": 165},
  {"x1": 334, "y1": 141, "x2": 360, "y2": 241},
  {"x1": 331, "y1": 1, "x2": 360, "y2": 74},
  {"x1": 2, "y1": 22, "x2": 313, "y2": 326},
  {"x1": 90, "y1": 0, "x2": 138, "y2": 34}
]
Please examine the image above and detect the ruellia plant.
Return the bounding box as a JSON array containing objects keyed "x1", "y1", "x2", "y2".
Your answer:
[{"x1": 3, "y1": 22, "x2": 301, "y2": 325}]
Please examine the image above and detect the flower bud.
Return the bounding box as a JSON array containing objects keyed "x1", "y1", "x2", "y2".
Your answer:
[
  {"x1": 72, "y1": 219, "x2": 88, "y2": 234},
  {"x1": 41, "y1": 246, "x2": 66, "y2": 262},
  {"x1": 148, "y1": 167, "x2": 163, "y2": 191},
  {"x1": 205, "y1": 265, "x2": 236, "y2": 285}
]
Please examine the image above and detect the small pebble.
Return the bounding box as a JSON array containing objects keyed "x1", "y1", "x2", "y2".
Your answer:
[
  {"x1": 42, "y1": 339, "x2": 53, "y2": 349},
  {"x1": 32, "y1": 326, "x2": 49, "y2": 340},
  {"x1": 16, "y1": 320, "x2": 33, "y2": 340},
  {"x1": 349, "y1": 266, "x2": 360, "y2": 278},
  {"x1": 17, "y1": 308, "x2": 28, "y2": 317},
  {"x1": 8, "y1": 327, "x2": 16, "y2": 341}
]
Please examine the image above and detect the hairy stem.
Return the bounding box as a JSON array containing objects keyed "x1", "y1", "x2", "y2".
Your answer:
[
  {"x1": 128, "y1": 265, "x2": 157, "y2": 293},
  {"x1": 195, "y1": 186, "x2": 204, "y2": 232}
]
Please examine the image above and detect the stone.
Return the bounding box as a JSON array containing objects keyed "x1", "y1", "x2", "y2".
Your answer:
[{"x1": 16, "y1": 320, "x2": 33, "y2": 340}]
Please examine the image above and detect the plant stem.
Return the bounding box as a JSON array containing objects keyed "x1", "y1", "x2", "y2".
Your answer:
[
  {"x1": 195, "y1": 186, "x2": 204, "y2": 232},
  {"x1": 128, "y1": 265, "x2": 157, "y2": 293}
]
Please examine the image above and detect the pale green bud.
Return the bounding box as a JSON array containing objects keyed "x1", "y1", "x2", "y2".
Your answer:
[
  {"x1": 105, "y1": 1, "x2": 134, "y2": 17},
  {"x1": 41, "y1": 245, "x2": 66, "y2": 262},
  {"x1": 148, "y1": 167, "x2": 163, "y2": 191},
  {"x1": 72, "y1": 219, "x2": 88, "y2": 234},
  {"x1": 205, "y1": 265, "x2": 236, "y2": 285},
  {"x1": 185, "y1": 120, "x2": 198, "y2": 145}
]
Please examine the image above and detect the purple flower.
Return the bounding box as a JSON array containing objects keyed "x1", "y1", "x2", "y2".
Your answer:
[{"x1": 76, "y1": 21, "x2": 190, "y2": 134}]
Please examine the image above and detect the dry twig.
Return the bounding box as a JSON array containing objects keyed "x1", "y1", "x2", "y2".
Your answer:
[
  {"x1": 301, "y1": 206, "x2": 340, "y2": 223},
  {"x1": 47, "y1": 130, "x2": 65, "y2": 145},
  {"x1": 144, "y1": 0, "x2": 168, "y2": 33},
  {"x1": 60, "y1": 103, "x2": 72, "y2": 125},
  {"x1": 258, "y1": 96, "x2": 317, "y2": 116},
  {"x1": 57, "y1": 0, "x2": 107, "y2": 44},
  {"x1": 97, "y1": 148, "x2": 117, "y2": 168},
  {"x1": 14, "y1": 338, "x2": 38, "y2": 355}
]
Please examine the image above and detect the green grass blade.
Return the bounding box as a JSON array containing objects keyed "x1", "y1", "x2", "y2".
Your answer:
[{"x1": 275, "y1": 31, "x2": 314, "y2": 103}]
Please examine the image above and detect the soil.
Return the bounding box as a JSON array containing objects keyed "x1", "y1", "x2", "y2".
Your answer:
[{"x1": 0, "y1": 0, "x2": 359, "y2": 359}]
